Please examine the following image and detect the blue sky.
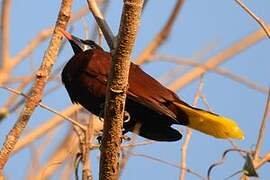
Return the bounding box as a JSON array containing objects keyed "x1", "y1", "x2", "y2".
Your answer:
[{"x1": 1, "y1": 0, "x2": 270, "y2": 179}]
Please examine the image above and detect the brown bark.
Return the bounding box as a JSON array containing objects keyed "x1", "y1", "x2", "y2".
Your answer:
[{"x1": 99, "y1": 0, "x2": 144, "y2": 179}]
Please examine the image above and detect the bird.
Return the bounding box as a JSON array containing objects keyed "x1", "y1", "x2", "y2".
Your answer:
[{"x1": 60, "y1": 29, "x2": 244, "y2": 142}]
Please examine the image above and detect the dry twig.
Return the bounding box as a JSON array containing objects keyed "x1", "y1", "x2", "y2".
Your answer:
[
  {"x1": 180, "y1": 76, "x2": 204, "y2": 180},
  {"x1": 254, "y1": 89, "x2": 270, "y2": 161},
  {"x1": 235, "y1": 0, "x2": 270, "y2": 38},
  {"x1": 131, "y1": 152, "x2": 206, "y2": 180}
]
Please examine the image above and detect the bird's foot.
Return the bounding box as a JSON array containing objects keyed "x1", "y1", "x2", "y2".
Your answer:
[{"x1": 123, "y1": 111, "x2": 130, "y2": 123}]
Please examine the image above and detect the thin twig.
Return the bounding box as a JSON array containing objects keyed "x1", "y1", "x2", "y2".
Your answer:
[
  {"x1": 254, "y1": 151, "x2": 270, "y2": 169},
  {"x1": 0, "y1": 86, "x2": 86, "y2": 131},
  {"x1": 131, "y1": 152, "x2": 206, "y2": 180},
  {"x1": 207, "y1": 148, "x2": 249, "y2": 180},
  {"x1": 34, "y1": 132, "x2": 79, "y2": 180},
  {"x1": 13, "y1": 105, "x2": 81, "y2": 154},
  {"x1": 180, "y1": 76, "x2": 204, "y2": 180},
  {"x1": 254, "y1": 89, "x2": 270, "y2": 161},
  {"x1": 235, "y1": 0, "x2": 270, "y2": 38}
]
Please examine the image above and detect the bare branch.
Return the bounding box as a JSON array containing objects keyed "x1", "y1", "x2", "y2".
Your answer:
[
  {"x1": 0, "y1": 0, "x2": 11, "y2": 69},
  {"x1": 235, "y1": 0, "x2": 270, "y2": 38},
  {"x1": 13, "y1": 105, "x2": 81, "y2": 154},
  {"x1": 1, "y1": 86, "x2": 86, "y2": 131},
  {"x1": 131, "y1": 152, "x2": 206, "y2": 180},
  {"x1": 34, "y1": 132, "x2": 79, "y2": 180},
  {"x1": 99, "y1": 0, "x2": 144, "y2": 179},
  {"x1": 254, "y1": 151, "x2": 270, "y2": 169},
  {"x1": 254, "y1": 89, "x2": 270, "y2": 160},
  {"x1": 180, "y1": 76, "x2": 204, "y2": 180},
  {"x1": 207, "y1": 148, "x2": 249, "y2": 180},
  {"x1": 0, "y1": 0, "x2": 73, "y2": 171}
]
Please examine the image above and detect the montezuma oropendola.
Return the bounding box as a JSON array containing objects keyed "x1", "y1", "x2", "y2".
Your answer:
[{"x1": 60, "y1": 30, "x2": 244, "y2": 141}]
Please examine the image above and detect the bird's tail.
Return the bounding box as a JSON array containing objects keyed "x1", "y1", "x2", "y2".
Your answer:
[{"x1": 173, "y1": 102, "x2": 244, "y2": 139}]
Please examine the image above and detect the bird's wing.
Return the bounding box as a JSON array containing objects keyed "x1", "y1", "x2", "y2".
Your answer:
[
  {"x1": 127, "y1": 63, "x2": 178, "y2": 121},
  {"x1": 82, "y1": 50, "x2": 178, "y2": 121}
]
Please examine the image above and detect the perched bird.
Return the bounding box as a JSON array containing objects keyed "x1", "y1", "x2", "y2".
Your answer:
[{"x1": 60, "y1": 30, "x2": 244, "y2": 141}]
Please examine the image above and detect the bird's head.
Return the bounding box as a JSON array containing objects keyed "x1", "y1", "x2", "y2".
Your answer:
[{"x1": 60, "y1": 29, "x2": 102, "y2": 54}]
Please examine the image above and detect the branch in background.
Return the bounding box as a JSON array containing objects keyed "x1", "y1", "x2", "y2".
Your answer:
[
  {"x1": 168, "y1": 22, "x2": 270, "y2": 91},
  {"x1": 73, "y1": 116, "x2": 94, "y2": 180},
  {"x1": 180, "y1": 76, "x2": 204, "y2": 180},
  {"x1": 0, "y1": 0, "x2": 11, "y2": 69},
  {"x1": 131, "y1": 152, "x2": 206, "y2": 180},
  {"x1": 254, "y1": 89, "x2": 270, "y2": 160},
  {"x1": 254, "y1": 151, "x2": 270, "y2": 169},
  {"x1": 13, "y1": 105, "x2": 81, "y2": 154},
  {"x1": 10, "y1": 6, "x2": 90, "y2": 70},
  {"x1": 153, "y1": 54, "x2": 268, "y2": 94},
  {"x1": 87, "y1": 0, "x2": 116, "y2": 50},
  {"x1": 235, "y1": 0, "x2": 270, "y2": 38},
  {"x1": 99, "y1": 0, "x2": 144, "y2": 179},
  {"x1": 1, "y1": 86, "x2": 86, "y2": 131},
  {"x1": 91, "y1": 0, "x2": 110, "y2": 42},
  {"x1": 135, "y1": 0, "x2": 185, "y2": 64},
  {"x1": 0, "y1": 0, "x2": 73, "y2": 173},
  {"x1": 119, "y1": 123, "x2": 142, "y2": 175},
  {"x1": 34, "y1": 132, "x2": 79, "y2": 180},
  {"x1": 207, "y1": 148, "x2": 250, "y2": 180}
]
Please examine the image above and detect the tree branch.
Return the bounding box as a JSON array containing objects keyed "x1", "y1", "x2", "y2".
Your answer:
[
  {"x1": 254, "y1": 89, "x2": 270, "y2": 160},
  {"x1": 99, "y1": 0, "x2": 144, "y2": 179},
  {"x1": 180, "y1": 76, "x2": 204, "y2": 180},
  {"x1": 0, "y1": 0, "x2": 11, "y2": 69},
  {"x1": 0, "y1": 0, "x2": 73, "y2": 173},
  {"x1": 235, "y1": 0, "x2": 270, "y2": 38}
]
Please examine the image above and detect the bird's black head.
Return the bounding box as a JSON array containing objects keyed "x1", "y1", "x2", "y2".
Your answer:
[{"x1": 60, "y1": 29, "x2": 102, "y2": 54}]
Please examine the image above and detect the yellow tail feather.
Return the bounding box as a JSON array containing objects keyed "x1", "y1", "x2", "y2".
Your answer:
[{"x1": 174, "y1": 102, "x2": 244, "y2": 139}]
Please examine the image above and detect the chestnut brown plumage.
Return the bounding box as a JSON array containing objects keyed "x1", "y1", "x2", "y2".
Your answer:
[{"x1": 61, "y1": 30, "x2": 244, "y2": 141}]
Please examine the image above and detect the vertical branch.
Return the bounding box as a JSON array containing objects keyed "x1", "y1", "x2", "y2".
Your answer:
[
  {"x1": 136, "y1": 0, "x2": 185, "y2": 64},
  {"x1": 0, "y1": 0, "x2": 73, "y2": 174},
  {"x1": 0, "y1": 0, "x2": 11, "y2": 69},
  {"x1": 179, "y1": 76, "x2": 204, "y2": 180},
  {"x1": 99, "y1": 0, "x2": 144, "y2": 179},
  {"x1": 254, "y1": 89, "x2": 270, "y2": 160}
]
